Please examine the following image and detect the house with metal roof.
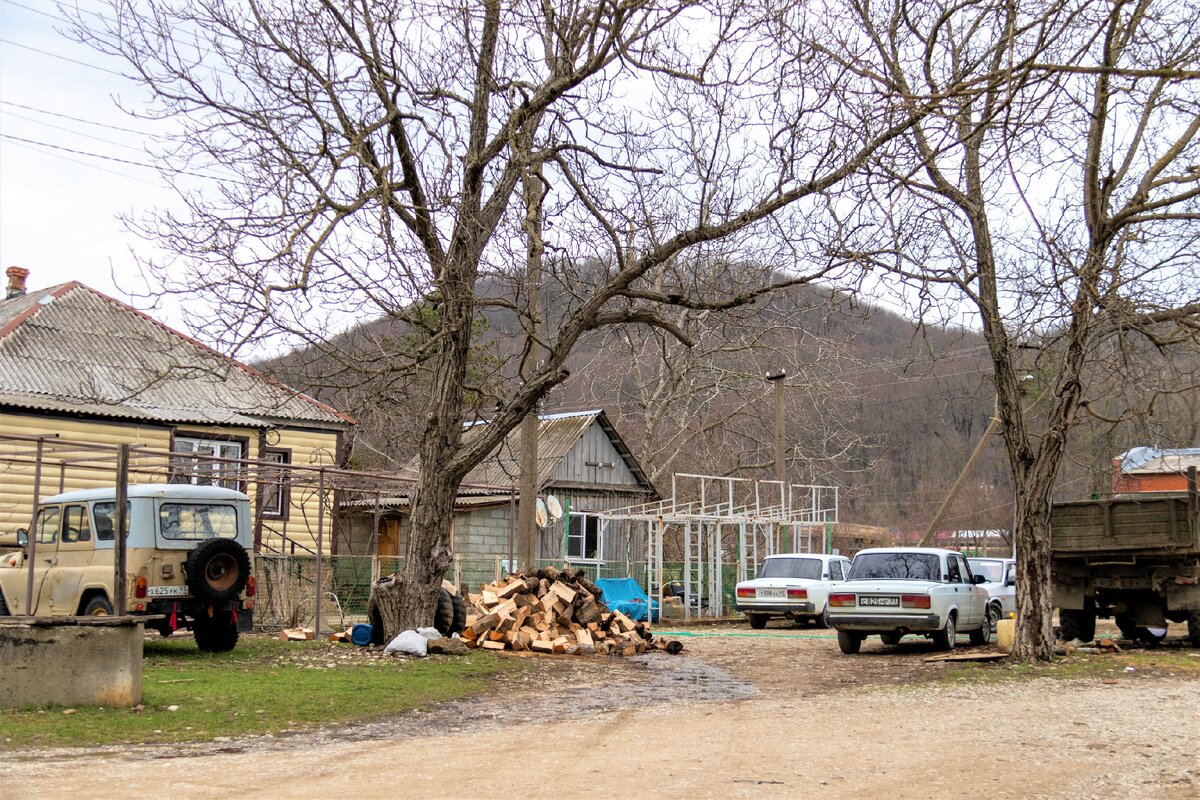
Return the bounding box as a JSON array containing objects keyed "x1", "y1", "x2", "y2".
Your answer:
[
  {"x1": 0, "y1": 267, "x2": 354, "y2": 555},
  {"x1": 1112, "y1": 446, "x2": 1200, "y2": 494},
  {"x1": 338, "y1": 409, "x2": 658, "y2": 580}
]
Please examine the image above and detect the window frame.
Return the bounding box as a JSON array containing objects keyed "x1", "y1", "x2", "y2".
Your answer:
[
  {"x1": 172, "y1": 433, "x2": 247, "y2": 491},
  {"x1": 258, "y1": 447, "x2": 291, "y2": 520},
  {"x1": 60, "y1": 503, "x2": 92, "y2": 545},
  {"x1": 565, "y1": 512, "x2": 603, "y2": 563}
]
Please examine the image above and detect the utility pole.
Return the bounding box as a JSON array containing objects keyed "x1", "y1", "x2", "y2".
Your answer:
[
  {"x1": 517, "y1": 152, "x2": 546, "y2": 571},
  {"x1": 766, "y1": 370, "x2": 787, "y2": 549}
]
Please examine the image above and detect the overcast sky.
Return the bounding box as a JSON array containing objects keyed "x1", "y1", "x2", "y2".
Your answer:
[{"x1": 0, "y1": 0, "x2": 179, "y2": 308}]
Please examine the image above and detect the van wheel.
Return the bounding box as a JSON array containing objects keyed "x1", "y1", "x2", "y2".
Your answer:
[
  {"x1": 193, "y1": 616, "x2": 239, "y2": 652},
  {"x1": 83, "y1": 595, "x2": 114, "y2": 616}
]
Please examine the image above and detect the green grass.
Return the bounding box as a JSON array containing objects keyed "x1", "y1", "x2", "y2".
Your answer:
[
  {"x1": 0, "y1": 635, "x2": 524, "y2": 750},
  {"x1": 939, "y1": 649, "x2": 1200, "y2": 685}
]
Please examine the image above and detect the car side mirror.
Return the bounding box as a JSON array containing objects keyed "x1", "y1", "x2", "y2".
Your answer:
[
  {"x1": 0, "y1": 528, "x2": 28, "y2": 548},
  {"x1": 972, "y1": 574, "x2": 988, "y2": 585}
]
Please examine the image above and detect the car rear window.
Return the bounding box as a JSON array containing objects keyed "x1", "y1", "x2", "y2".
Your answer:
[
  {"x1": 848, "y1": 552, "x2": 941, "y2": 581},
  {"x1": 758, "y1": 558, "x2": 822, "y2": 580},
  {"x1": 159, "y1": 503, "x2": 238, "y2": 540}
]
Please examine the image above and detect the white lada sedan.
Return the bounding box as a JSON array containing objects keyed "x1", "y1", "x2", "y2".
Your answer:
[
  {"x1": 828, "y1": 547, "x2": 992, "y2": 653},
  {"x1": 734, "y1": 553, "x2": 852, "y2": 629}
]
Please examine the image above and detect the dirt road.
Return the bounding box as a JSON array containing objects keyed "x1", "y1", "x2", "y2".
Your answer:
[{"x1": 5, "y1": 628, "x2": 1198, "y2": 800}]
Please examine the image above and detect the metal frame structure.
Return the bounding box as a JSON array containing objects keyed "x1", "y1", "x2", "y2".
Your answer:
[{"x1": 599, "y1": 473, "x2": 839, "y2": 620}]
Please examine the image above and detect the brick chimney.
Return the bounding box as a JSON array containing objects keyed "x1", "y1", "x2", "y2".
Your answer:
[{"x1": 6, "y1": 267, "x2": 29, "y2": 300}]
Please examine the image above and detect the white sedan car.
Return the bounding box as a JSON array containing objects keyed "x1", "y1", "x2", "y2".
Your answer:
[
  {"x1": 734, "y1": 553, "x2": 852, "y2": 629},
  {"x1": 828, "y1": 547, "x2": 992, "y2": 653},
  {"x1": 967, "y1": 557, "x2": 1017, "y2": 623}
]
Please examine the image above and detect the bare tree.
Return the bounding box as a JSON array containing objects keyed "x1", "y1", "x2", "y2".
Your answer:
[
  {"x1": 74, "y1": 0, "x2": 999, "y2": 636},
  {"x1": 846, "y1": 0, "x2": 1200, "y2": 658}
]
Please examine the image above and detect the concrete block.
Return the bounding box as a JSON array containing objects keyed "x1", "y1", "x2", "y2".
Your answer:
[{"x1": 0, "y1": 620, "x2": 143, "y2": 708}]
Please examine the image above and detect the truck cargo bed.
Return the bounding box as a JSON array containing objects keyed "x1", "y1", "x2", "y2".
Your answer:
[{"x1": 1050, "y1": 494, "x2": 1198, "y2": 556}]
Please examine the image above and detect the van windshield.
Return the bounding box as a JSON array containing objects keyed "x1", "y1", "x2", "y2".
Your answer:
[{"x1": 159, "y1": 503, "x2": 238, "y2": 540}]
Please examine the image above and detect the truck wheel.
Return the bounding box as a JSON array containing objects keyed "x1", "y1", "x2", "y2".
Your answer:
[
  {"x1": 1187, "y1": 613, "x2": 1200, "y2": 648},
  {"x1": 1115, "y1": 613, "x2": 1139, "y2": 640},
  {"x1": 185, "y1": 539, "x2": 251, "y2": 602},
  {"x1": 1058, "y1": 608, "x2": 1095, "y2": 642},
  {"x1": 193, "y1": 615, "x2": 239, "y2": 652},
  {"x1": 837, "y1": 630, "x2": 862, "y2": 654},
  {"x1": 748, "y1": 614, "x2": 768, "y2": 629},
  {"x1": 83, "y1": 595, "x2": 114, "y2": 616},
  {"x1": 932, "y1": 614, "x2": 956, "y2": 651}
]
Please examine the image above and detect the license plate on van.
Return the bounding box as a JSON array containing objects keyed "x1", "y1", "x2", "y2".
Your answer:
[{"x1": 146, "y1": 585, "x2": 188, "y2": 598}]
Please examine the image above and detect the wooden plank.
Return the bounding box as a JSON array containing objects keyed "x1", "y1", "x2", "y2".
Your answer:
[
  {"x1": 480, "y1": 640, "x2": 507, "y2": 651},
  {"x1": 923, "y1": 651, "x2": 1008, "y2": 663}
]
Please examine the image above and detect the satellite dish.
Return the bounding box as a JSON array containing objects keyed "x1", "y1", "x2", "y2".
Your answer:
[
  {"x1": 545, "y1": 495, "x2": 563, "y2": 522},
  {"x1": 535, "y1": 498, "x2": 549, "y2": 528}
]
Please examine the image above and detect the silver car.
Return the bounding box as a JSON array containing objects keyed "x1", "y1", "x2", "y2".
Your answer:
[{"x1": 967, "y1": 557, "x2": 1016, "y2": 624}]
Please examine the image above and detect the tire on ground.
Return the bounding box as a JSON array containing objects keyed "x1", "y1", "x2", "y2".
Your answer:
[
  {"x1": 193, "y1": 614, "x2": 239, "y2": 652},
  {"x1": 748, "y1": 614, "x2": 768, "y2": 630},
  {"x1": 837, "y1": 629, "x2": 862, "y2": 654},
  {"x1": 450, "y1": 593, "x2": 467, "y2": 635},
  {"x1": 433, "y1": 587, "x2": 456, "y2": 636},
  {"x1": 185, "y1": 538, "x2": 251, "y2": 602},
  {"x1": 1187, "y1": 612, "x2": 1200, "y2": 648}
]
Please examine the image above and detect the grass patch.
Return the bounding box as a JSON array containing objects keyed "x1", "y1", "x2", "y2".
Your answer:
[
  {"x1": 0, "y1": 635, "x2": 524, "y2": 750},
  {"x1": 939, "y1": 648, "x2": 1200, "y2": 685}
]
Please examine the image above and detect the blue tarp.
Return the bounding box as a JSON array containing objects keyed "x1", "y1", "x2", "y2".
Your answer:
[{"x1": 596, "y1": 577, "x2": 658, "y2": 623}]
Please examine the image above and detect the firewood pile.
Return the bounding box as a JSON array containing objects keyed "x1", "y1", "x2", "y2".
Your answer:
[{"x1": 461, "y1": 565, "x2": 682, "y2": 656}]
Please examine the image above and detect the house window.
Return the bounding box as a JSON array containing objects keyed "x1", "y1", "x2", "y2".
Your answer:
[
  {"x1": 566, "y1": 513, "x2": 602, "y2": 561},
  {"x1": 259, "y1": 449, "x2": 290, "y2": 519},
  {"x1": 174, "y1": 436, "x2": 244, "y2": 489}
]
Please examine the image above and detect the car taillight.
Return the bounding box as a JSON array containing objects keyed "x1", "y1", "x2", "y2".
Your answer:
[
  {"x1": 736, "y1": 587, "x2": 755, "y2": 598},
  {"x1": 901, "y1": 594, "x2": 931, "y2": 609},
  {"x1": 828, "y1": 593, "x2": 855, "y2": 607},
  {"x1": 787, "y1": 588, "x2": 807, "y2": 599},
  {"x1": 134, "y1": 576, "x2": 147, "y2": 599},
  {"x1": 246, "y1": 575, "x2": 256, "y2": 598}
]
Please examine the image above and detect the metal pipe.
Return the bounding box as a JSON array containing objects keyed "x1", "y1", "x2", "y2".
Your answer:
[
  {"x1": 315, "y1": 468, "x2": 325, "y2": 635},
  {"x1": 24, "y1": 439, "x2": 44, "y2": 615},
  {"x1": 114, "y1": 444, "x2": 130, "y2": 615}
]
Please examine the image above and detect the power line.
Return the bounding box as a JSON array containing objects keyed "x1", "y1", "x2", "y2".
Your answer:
[
  {"x1": 0, "y1": 133, "x2": 233, "y2": 183},
  {"x1": 1, "y1": 135, "x2": 161, "y2": 185},
  {"x1": 0, "y1": 37, "x2": 129, "y2": 78},
  {"x1": 0, "y1": 100, "x2": 153, "y2": 136},
  {"x1": 2, "y1": 109, "x2": 149, "y2": 153}
]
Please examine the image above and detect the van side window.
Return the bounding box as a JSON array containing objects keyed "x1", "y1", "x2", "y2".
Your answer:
[
  {"x1": 92, "y1": 502, "x2": 127, "y2": 542},
  {"x1": 62, "y1": 504, "x2": 92, "y2": 543},
  {"x1": 35, "y1": 506, "x2": 60, "y2": 545}
]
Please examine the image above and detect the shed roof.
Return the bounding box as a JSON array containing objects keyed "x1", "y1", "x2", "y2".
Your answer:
[
  {"x1": 0, "y1": 282, "x2": 353, "y2": 429},
  {"x1": 460, "y1": 409, "x2": 656, "y2": 495},
  {"x1": 1118, "y1": 447, "x2": 1200, "y2": 475}
]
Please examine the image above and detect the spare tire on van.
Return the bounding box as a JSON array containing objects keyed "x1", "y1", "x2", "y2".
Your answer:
[{"x1": 185, "y1": 538, "x2": 251, "y2": 602}]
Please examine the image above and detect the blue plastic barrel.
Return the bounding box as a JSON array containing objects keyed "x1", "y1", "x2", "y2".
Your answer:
[{"x1": 350, "y1": 623, "x2": 373, "y2": 646}]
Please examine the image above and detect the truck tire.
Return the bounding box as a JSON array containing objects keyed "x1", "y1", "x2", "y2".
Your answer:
[
  {"x1": 1058, "y1": 608, "x2": 1095, "y2": 642},
  {"x1": 1187, "y1": 613, "x2": 1200, "y2": 648},
  {"x1": 193, "y1": 614, "x2": 239, "y2": 652},
  {"x1": 185, "y1": 539, "x2": 251, "y2": 602}
]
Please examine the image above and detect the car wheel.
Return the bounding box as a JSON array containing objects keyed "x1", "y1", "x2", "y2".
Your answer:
[
  {"x1": 970, "y1": 606, "x2": 995, "y2": 646},
  {"x1": 814, "y1": 605, "x2": 830, "y2": 629},
  {"x1": 988, "y1": 602, "x2": 1003, "y2": 633},
  {"x1": 193, "y1": 613, "x2": 239, "y2": 652},
  {"x1": 932, "y1": 614, "x2": 956, "y2": 651},
  {"x1": 748, "y1": 614, "x2": 768, "y2": 630},
  {"x1": 879, "y1": 632, "x2": 902, "y2": 646},
  {"x1": 837, "y1": 630, "x2": 862, "y2": 654},
  {"x1": 83, "y1": 595, "x2": 114, "y2": 616}
]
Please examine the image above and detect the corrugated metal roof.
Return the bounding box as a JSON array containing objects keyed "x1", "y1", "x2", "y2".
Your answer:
[
  {"x1": 457, "y1": 410, "x2": 656, "y2": 494},
  {"x1": 1119, "y1": 446, "x2": 1200, "y2": 475},
  {"x1": 0, "y1": 283, "x2": 353, "y2": 428}
]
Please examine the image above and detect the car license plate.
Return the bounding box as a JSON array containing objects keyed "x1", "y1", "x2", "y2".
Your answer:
[
  {"x1": 757, "y1": 588, "x2": 786, "y2": 599},
  {"x1": 860, "y1": 595, "x2": 899, "y2": 607},
  {"x1": 146, "y1": 585, "x2": 189, "y2": 598}
]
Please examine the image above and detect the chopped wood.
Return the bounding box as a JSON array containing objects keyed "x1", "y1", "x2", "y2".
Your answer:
[
  {"x1": 471, "y1": 612, "x2": 500, "y2": 635},
  {"x1": 531, "y1": 640, "x2": 554, "y2": 653},
  {"x1": 550, "y1": 581, "x2": 577, "y2": 605},
  {"x1": 480, "y1": 640, "x2": 507, "y2": 651},
  {"x1": 279, "y1": 627, "x2": 315, "y2": 641},
  {"x1": 482, "y1": 590, "x2": 499, "y2": 605},
  {"x1": 497, "y1": 580, "x2": 526, "y2": 600}
]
